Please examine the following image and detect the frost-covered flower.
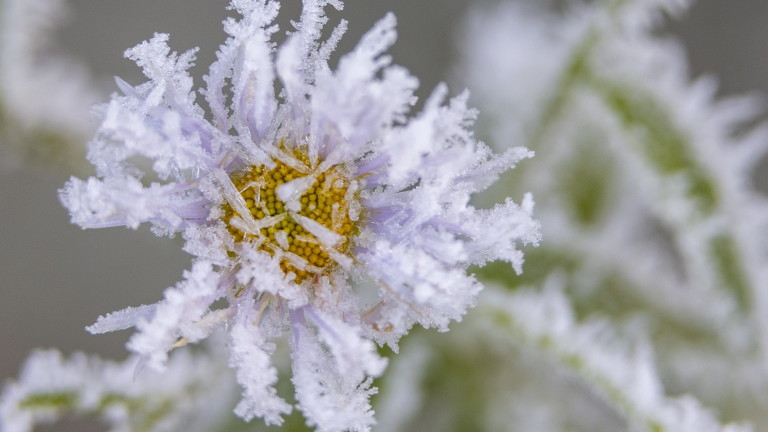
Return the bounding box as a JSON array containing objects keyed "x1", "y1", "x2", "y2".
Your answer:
[{"x1": 58, "y1": 0, "x2": 540, "y2": 430}]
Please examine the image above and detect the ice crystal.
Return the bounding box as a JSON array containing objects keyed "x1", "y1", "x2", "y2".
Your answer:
[{"x1": 57, "y1": 0, "x2": 540, "y2": 430}]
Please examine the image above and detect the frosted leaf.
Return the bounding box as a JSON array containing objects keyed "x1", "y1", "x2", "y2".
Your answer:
[
  {"x1": 0, "y1": 348, "x2": 235, "y2": 432},
  {"x1": 0, "y1": 0, "x2": 101, "y2": 169}
]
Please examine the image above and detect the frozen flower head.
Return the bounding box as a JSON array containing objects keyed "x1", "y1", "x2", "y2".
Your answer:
[{"x1": 59, "y1": 0, "x2": 540, "y2": 430}]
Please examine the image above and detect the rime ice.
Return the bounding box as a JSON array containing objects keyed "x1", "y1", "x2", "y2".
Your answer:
[{"x1": 57, "y1": 0, "x2": 540, "y2": 430}]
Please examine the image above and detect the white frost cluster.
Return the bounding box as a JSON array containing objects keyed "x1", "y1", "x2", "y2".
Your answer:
[
  {"x1": 0, "y1": 347, "x2": 235, "y2": 432},
  {"x1": 57, "y1": 0, "x2": 540, "y2": 430},
  {"x1": 456, "y1": 0, "x2": 768, "y2": 429}
]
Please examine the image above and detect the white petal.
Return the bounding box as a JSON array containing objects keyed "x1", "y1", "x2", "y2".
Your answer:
[
  {"x1": 127, "y1": 262, "x2": 222, "y2": 370},
  {"x1": 86, "y1": 304, "x2": 157, "y2": 334}
]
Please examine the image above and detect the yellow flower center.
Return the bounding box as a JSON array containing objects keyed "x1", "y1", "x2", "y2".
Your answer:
[{"x1": 223, "y1": 148, "x2": 357, "y2": 284}]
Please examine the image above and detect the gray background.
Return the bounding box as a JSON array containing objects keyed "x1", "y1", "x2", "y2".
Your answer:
[{"x1": 1, "y1": 0, "x2": 768, "y2": 429}]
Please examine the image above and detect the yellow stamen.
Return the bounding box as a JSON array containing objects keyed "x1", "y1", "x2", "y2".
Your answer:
[{"x1": 222, "y1": 145, "x2": 358, "y2": 284}]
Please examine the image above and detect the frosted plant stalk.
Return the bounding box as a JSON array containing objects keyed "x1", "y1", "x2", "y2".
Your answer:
[{"x1": 54, "y1": 0, "x2": 540, "y2": 430}]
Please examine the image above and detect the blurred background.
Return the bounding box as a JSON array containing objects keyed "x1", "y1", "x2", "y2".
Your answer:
[{"x1": 2, "y1": 0, "x2": 768, "y2": 428}]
